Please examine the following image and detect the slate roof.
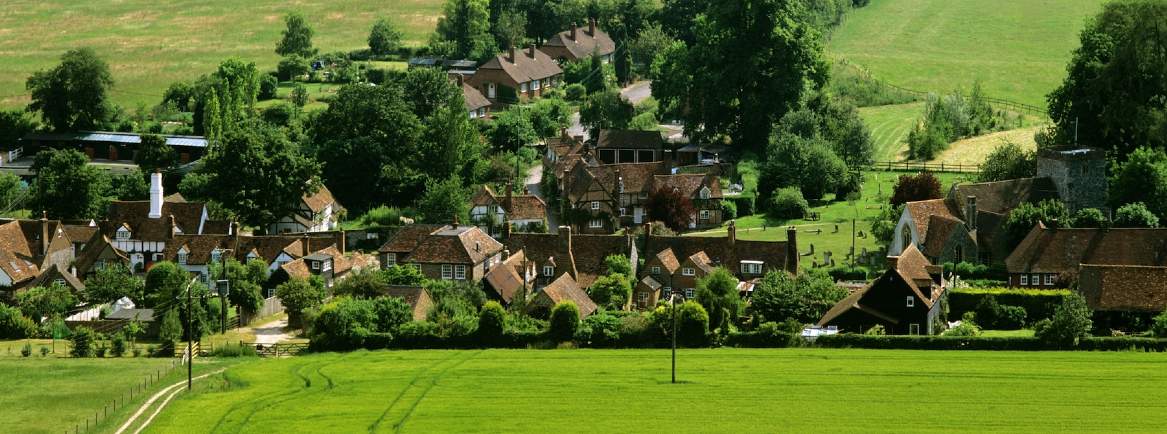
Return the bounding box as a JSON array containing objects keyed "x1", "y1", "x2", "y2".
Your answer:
[
  {"x1": 537, "y1": 273, "x2": 597, "y2": 317},
  {"x1": 478, "y1": 48, "x2": 563, "y2": 84},
  {"x1": 1078, "y1": 265, "x2": 1167, "y2": 312},
  {"x1": 543, "y1": 23, "x2": 616, "y2": 59},
  {"x1": 596, "y1": 130, "x2": 664, "y2": 150},
  {"x1": 1005, "y1": 223, "x2": 1167, "y2": 275},
  {"x1": 463, "y1": 83, "x2": 491, "y2": 111}
]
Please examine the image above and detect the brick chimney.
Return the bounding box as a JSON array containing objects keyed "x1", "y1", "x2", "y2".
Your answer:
[
  {"x1": 149, "y1": 170, "x2": 164, "y2": 219},
  {"x1": 727, "y1": 220, "x2": 736, "y2": 247},
  {"x1": 40, "y1": 211, "x2": 49, "y2": 256},
  {"x1": 559, "y1": 225, "x2": 578, "y2": 279},
  {"x1": 886, "y1": 254, "x2": 900, "y2": 270},
  {"x1": 966, "y1": 196, "x2": 977, "y2": 230},
  {"x1": 168, "y1": 215, "x2": 177, "y2": 240},
  {"x1": 528, "y1": 43, "x2": 536, "y2": 59},
  {"x1": 589, "y1": 18, "x2": 596, "y2": 36},
  {"x1": 509, "y1": 46, "x2": 516, "y2": 63},
  {"x1": 570, "y1": 23, "x2": 577, "y2": 40}
]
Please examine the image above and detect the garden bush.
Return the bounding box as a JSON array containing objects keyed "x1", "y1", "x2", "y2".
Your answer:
[
  {"x1": 111, "y1": 332, "x2": 126, "y2": 357},
  {"x1": 70, "y1": 327, "x2": 97, "y2": 357},
  {"x1": 577, "y1": 311, "x2": 623, "y2": 347},
  {"x1": 948, "y1": 288, "x2": 1070, "y2": 323},
  {"x1": 721, "y1": 200, "x2": 738, "y2": 220},
  {"x1": 730, "y1": 195, "x2": 756, "y2": 217},
  {"x1": 21, "y1": 343, "x2": 31, "y2": 357},
  {"x1": 768, "y1": 187, "x2": 808, "y2": 219},
  {"x1": 477, "y1": 301, "x2": 506, "y2": 343},
  {"x1": 1034, "y1": 294, "x2": 1093, "y2": 346},
  {"x1": 0, "y1": 304, "x2": 36, "y2": 339},
  {"x1": 549, "y1": 302, "x2": 580, "y2": 342},
  {"x1": 1152, "y1": 311, "x2": 1167, "y2": 338},
  {"x1": 972, "y1": 297, "x2": 1027, "y2": 330},
  {"x1": 649, "y1": 301, "x2": 709, "y2": 347}
]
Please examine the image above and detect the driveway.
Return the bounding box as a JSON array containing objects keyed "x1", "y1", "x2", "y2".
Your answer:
[
  {"x1": 524, "y1": 163, "x2": 559, "y2": 233},
  {"x1": 621, "y1": 81, "x2": 652, "y2": 105},
  {"x1": 252, "y1": 318, "x2": 293, "y2": 345}
]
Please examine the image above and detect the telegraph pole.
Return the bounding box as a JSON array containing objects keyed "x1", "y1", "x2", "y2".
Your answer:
[{"x1": 182, "y1": 276, "x2": 197, "y2": 390}]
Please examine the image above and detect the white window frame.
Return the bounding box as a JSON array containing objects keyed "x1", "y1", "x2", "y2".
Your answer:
[
  {"x1": 521, "y1": 82, "x2": 529, "y2": 93},
  {"x1": 1044, "y1": 274, "x2": 1055, "y2": 286},
  {"x1": 619, "y1": 207, "x2": 627, "y2": 216},
  {"x1": 1031, "y1": 274, "x2": 1040, "y2": 286},
  {"x1": 441, "y1": 264, "x2": 453, "y2": 280},
  {"x1": 543, "y1": 265, "x2": 554, "y2": 277},
  {"x1": 311, "y1": 261, "x2": 321, "y2": 270},
  {"x1": 651, "y1": 266, "x2": 661, "y2": 275},
  {"x1": 115, "y1": 229, "x2": 130, "y2": 240},
  {"x1": 591, "y1": 201, "x2": 600, "y2": 210},
  {"x1": 662, "y1": 287, "x2": 672, "y2": 298},
  {"x1": 385, "y1": 253, "x2": 397, "y2": 266},
  {"x1": 699, "y1": 187, "x2": 710, "y2": 199},
  {"x1": 682, "y1": 267, "x2": 695, "y2": 276},
  {"x1": 906, "y1": 296, "x2": 915, "y2": 308},
  {"x1": 909, "y1": 324, "x2": 920, "y2": 335},
  {"x1": 454, "y1": 265, "x2": 467, "y2": 280},
  {"x1": 210, "y1": 249, "x2": 221, "y2": 263},
  {"x1": 741, "y1": 262, "x2": 763, "y2": 274},
  {"x1": 684, "y1": 288, "x2": 694, "y2": 299},
  {"x1": 589, "y1": 219, "x2": 603, "y2": 228},
  {"x1": 1020, "y1": 274, "x2": 1028, "y2": 285},
  {"x1": 54, "y1": 278, "x2": 66, "y2": 287},
  {"x1": 699, "y1": 210, "x2": 710, "y2": 220},
  {"x1": 469, "y1": 110, "x2": 477, "y2": 119},
  {"x1": 177, "y1": 249, "x2": 188, "y2": 265},
  {"x1": 638, "y1": 292, "x2": 648, "y2": 306},
  {"x1": 533, "y1": 79, "x2": 541, "y2": 90},
  {"x1": 487, "y1": 83, "x2": 497, "y2": 99}
]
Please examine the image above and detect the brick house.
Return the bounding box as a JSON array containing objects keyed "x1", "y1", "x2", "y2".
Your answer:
[
  {"x1": 1004, "y1": 223, "x2": 1167, "y2": 288},
  {"x1": 470, "y1": 184, "x2": 547, "y2": 237},
  {"x1": 461, "y1": 78, "x2": 492, "y2": 120},
  {"x1": 483, "y1": 249, "x2": 538, "y2": 306},
  {"x1": 540, "y1": 19, "x2": 616, "y2": 63},
  {"x1": 377, "y1": 225, "x2": 504, "y2": 283},
  {"x1": 647, "y1": 173, "x2": 724, "y2": 230},
  {"x1": 466, "y1": 45, "x2": 563, "y2": 106},
  {"x1": 818, "y1": 244, "x2": 947, "y2": 335},
  {"x1": 528, "y1": 273, "x2": 598, "y2": 319},
  {"x1": 504, "y1": 227, "x2": 637, "y2": 290}
]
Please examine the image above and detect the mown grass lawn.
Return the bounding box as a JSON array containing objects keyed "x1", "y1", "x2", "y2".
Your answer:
[
  {"x1": 0, "y1": 0, "x2": 441, "y2": 109},
  {"x1": 829, "y1": 0, "x2": 1104, "y2": 108},
  {"x1": 141, "y1": 348, "x2": 1167, "y2": 433},
  {"x1": 695, "y1": 170, "x2": 973, "y2": 265}
]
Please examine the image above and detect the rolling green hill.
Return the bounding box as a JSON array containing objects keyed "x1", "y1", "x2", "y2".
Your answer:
[
  {"x1": 0, "y1": 0, "x2": 443, "y2": 109},
  {"x1": 830, "y1": 0, "x2": 1105, "y2": 108}
]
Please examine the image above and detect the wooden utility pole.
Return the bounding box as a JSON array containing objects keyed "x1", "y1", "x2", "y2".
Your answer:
[{"x1": 181, "y1": 276, "x2": 197, "y2": 390}]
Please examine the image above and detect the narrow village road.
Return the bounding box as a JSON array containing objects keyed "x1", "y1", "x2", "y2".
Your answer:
[
  {"x1": 524, "y1": 164, "x2": 559, "y2": 233},
  {"x1": 252, "y1": 318, "x2": 293, "y2": 345},
  {"x1": 565, "y1": 81, "x2": 653, "y2": 142}
]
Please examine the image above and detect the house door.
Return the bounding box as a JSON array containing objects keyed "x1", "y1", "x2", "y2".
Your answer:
[
  {"x1": 633, "y1": 207, "x2": 644, "y2": 224},
  {"x1": 688, "y1": 213, "x2": 696, "y2": 229}
]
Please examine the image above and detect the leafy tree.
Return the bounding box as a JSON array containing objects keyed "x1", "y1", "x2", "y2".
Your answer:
[
  {"x1": 1047, "y1": 1, "x2": 1167, "y2": 156},
  {"x1": 0, "y1": 110, "x2": 39, "y2": 148},
  {"x1": 275, "y1": 276, "x2": 326, "y2": 326},
  {"x1": 1033, "y1": 293, "x2": 1093, "y2": 346},
  {"x1": 748, "y1": 270, "x2": 847, "y2": 324},
  {"x1": 477, "y1": 301, "x2": 507, "y2": 341},
  {"x1": 768, "y1": 187, "x2": 808, "y2": 220},
  {"x1": 652, "y1": 300, "x2": 709, "y2": 347},
  {"x1": 871, "y1": 203, "x2": 904, "y2": 246},
  {"x1": 418, "y1": 176, "x2": 469, "y2": 224},
  {"x1": 0, "y1": 304, "x2": 36, "y2": 339},
  {"x1": 432, "y1": 0, "x2": 499, "y2": 61},
  {"x1": 1151, "y1": 310, "x2": 1167, "y2": 338},
  {"x1": 488, "y1": 109, "x2": 538, "y2": 152},
  {"x1": 371, "y1": 296, "x2": 414, "y2": 332},
  {"x1": 157, "y1": 309, "x2": 182, "y2": 355},
  {"x1": 761, "y1": 133, "x2": 845, "y2": 201},
  {"x1": 978, "y1": 141, "x2": 1036, "y2": 182},
  {"x1": 259, "y1": 74, "x2": 279, "y2": 100},
  {"x1": 332, "y1": 270, "x2": 391, "y2": 299},
  {"x1": 278, "y1": 55, "x2": 310, "y2": 82},
  {"x1": 144, "y1": 261, "x2": 190, "y2": 308},
  {"x1": 588, "y1": 274, "x2": 632, "y2": 310},
  {"x1": 650, "y1": 0, "x2": 827, "y2": 153},
  {"x1": 1110, "y1": 147, "x2": 1167, "y2": 218},
  {"x1": 291, "y1": 84, "x2": 309, "y2": 107},
  {"x1": 695, "y1": 267, "x2": 742, "y2": 333},
  {"x1": 1002, "y1": 199, "x2": 1070, "y2": 249},
  {"x1": 645, "y1": 186, "x2": 696, "y2": 232},
  {"x1": 70, "y1": 326, "x2": 97, "y2": 357},
  {"x1": 162, "y1": 81, "x2": 195, "y2": 112},
  {"x1": 1114, "y1": 202, "x2": 1160, "y2": 228},
  {"x1": 549, "y1": 301, "x2": 580, "y2": 341},
  {"x1": 28, "y1": 148, "x2": 110, "y2": 220},
  {"x1": 368, "y1": 18, "x2": 405, "y2": 56},
  {"x1": 580, "y1": 88, "x2": 633, "y2": 133},
  {"x1": 0, "y1": 171, "x2": 28, "y2": 214},
  {"x1": 26, "y1": 47, "x2": 114, "y2": 131},
  {"x1": 134, "y1": 134, "x2": 178, "y2": 172},
  {"x1": 603, "y1": 254, "x2": 632, "y2": 277},
  {"x1": 493, "y1": 10, "x2": 528, "y2": 50},
  {"x1": 889, "y1": 172, "x2": 942, "y2": 207},
  {"x1": 384, "y1": 265, "x2": 427, "y2": 286},
  {"x1": 527, "y1": 98, "x2": 572, "y2": 139},
  {"x1": 196, "y1": 121, "x2": 321, "y2": 230},
  {"x1": 275, "y1": 12, "x2": 316, "y2": 57},
  {"x1": 629, "y1": 24, "x2": 675, "y2": 77},
  {"x1": 16, "y1": 283, "x2": 77, "y2": 324},
  {"x1": 1069, "y1": 208, "x2": 1109, "y2": 229},
  {"x1": 108, "y1": 171, "x2": 148, "y2": 201},
  {"x1": 83, "y1": 264, "x2": 144, "y2": 304}
]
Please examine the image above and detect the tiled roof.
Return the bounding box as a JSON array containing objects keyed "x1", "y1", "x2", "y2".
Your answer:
[
  {"x1": 544, "y1": 24, "x2": 616, "y2": 59},
  {"x1": 687, "y1": 251, "x2": 714, "y2": 274},
  {"x1": 650, "y1": 174, "x2": 722, "y2": 200},
  {"x1": 948, "y1": 177, "x2": 1059, "y2": 219},
  {"x1": 643, "y1": 234, "x2": 795, "y2": 277},
  {"x1": 596, "y1": 129, "x2": 663, "y2": 149},
  {"x1": 463, "y1": 83, "x2": 491, "y2": 111},
  {"x1": 27, "y1": 263, "x2": 85, "y2": 292},
  {"x1": 378, "y1": 225, "x2": 445, "y2": 253},
  {"x1": 302, "y1": 185, "x2": 341, "y2": 214},
  {"x1": 905, "y1": 199, "x2": 959, "y2": 243},
  {"x1": 1005, "y1": 224, "x2": 1167, "y2": 274},
  {"x1": 538, "y1": 273, "x2": 597, "y2": 317},
  {"x1": 397, "y1": 225, "x2": 504, "y2": 265},
  {"x1": 920, "y1": 214, "x2": 966, "y2": 258},
  {"x1": 478, "y1": 48, "x2": 563, "y2": 84},
  {"x1": 1079, "y1": 265, "x2": 1167, "y2": 312},
  {"x1": 384, "y1": 285, "x2": 434, "y2": 320},
  {"x1": 0, "y1": 221, "x2": 40, "y2": 284},
  {"x1": 484, "y1": 261, "x2": 525, "y2": 303},
  {"x1": 818, "y1": 244, "x2": 940, "y2": 327},
  {"x1": 506, "y1": 195, "x2": 546, "y2": 221},
  {"x1": 653, "y1": 248, "x2": 680, "y2": 274},
  {"x1": 504, "y1": 232, "x2": 630, "y2": 288},
  {"x1": 104, "y1": 201, "x2": 226, "y2": 241},
  {"x1": 280, "y1": 259, "x2": 312, "y2": 280},
  {"x1": 471, "y1": 185, "x2": 498, "y2": 207},
  {"x1": 162, "y1": 235, "x2": 232, "y2": 265}
]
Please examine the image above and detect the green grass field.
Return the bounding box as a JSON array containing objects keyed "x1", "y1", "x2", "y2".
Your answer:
[
  {"x1": 829, "y1": 0, "x2": 1104, "y2": 108},
  {"x1": 0, "y1": 0, "x2": 442, "y2": 109},
  {"x1": 860, "y1": 102, "x2": 923, "y2": 161},
  {"x1": 696, "y1": 170, "x2": 973, "y2": 264},
  {"x1": 139, "y1": 348, "x2": 1167, "y2": 433}
]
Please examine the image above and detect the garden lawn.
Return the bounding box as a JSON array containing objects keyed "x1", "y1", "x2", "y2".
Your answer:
[
  {"x1": 142, "y1": 348, "x2": 1167, "y2": 433},
  {"x1": 0, "y1": 354, "x2": 177, "y2": 434},
  {"x1": 696, "y1": 170, "x2": 973, "y2": 265},
  {"x1": 829, "y1": 0, "x2": 1104, "y2": 108},
  {"x1": 0, "y1": 0, "x2": 441, "y2": 109}
]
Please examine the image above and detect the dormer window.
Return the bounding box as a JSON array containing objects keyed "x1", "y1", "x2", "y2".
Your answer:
[
  {"x1": 210, "y1": 249, "x2": 221, "y2": 263},
  {"x1": 682, "y1": 267, "x2": 695, "y2": 276},
  {"x1": 311, "y1": 261, "x2": 321, "y2": 270},
  {"x1": 906, "y1": 296, "x2": 915, "y2": 308},
  {"x1": 543, "y1": 265, "x2": 554, "y2": 277},
  {"x1": 177, "y1": 247, "x2": 189, "y2": 265},
  {"x1": 651, "y1": 266, "x2": 661, "y2": 275},
  {"x1": 699, "y1": 186, "x2": 711, "y2": 199},
  {"x1": 591, "y1": 201, "x2": 600, "y2": 210},
  {"x1": 115, "y1": 228, "x2": 130, "y2": 240}
]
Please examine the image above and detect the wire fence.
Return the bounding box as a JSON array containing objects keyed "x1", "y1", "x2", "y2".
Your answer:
[
  {"x1": 867, "y1": 160, "x2": 981, "y2": 174},
  {"x1": 67, "y1": 358, "x2": 181, "y2": 434}
]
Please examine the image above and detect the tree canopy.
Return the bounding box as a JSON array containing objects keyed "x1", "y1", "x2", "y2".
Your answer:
[
  {"x1": 433, "y1": 0, "x2": 499, "y2": 61},
  {"x1": 276, "y1": 12, "x2": 317, "y2": 57},
  {"x1": 26, "y1": 48, "x2": 114, "y2": 131},
  {"x1": 29, "y1": 148, "x2": 110, "y2": 220},
  {"x1": 695, "y1": 267, "x2": 742, "y2": 333},
  {"x1": 368, "y1": 18, "x2": 404, "y2": 56}
]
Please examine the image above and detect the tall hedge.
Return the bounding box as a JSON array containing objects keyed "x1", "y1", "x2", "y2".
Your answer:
[{"x1": 948, "y1": 288, "x2": 1072, "y2": 323}]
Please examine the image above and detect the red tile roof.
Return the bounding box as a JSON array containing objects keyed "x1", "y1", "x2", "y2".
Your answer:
[
  {"x1": 543, "y1": 24, "x2": 616, "y2": 59},
  {"x1": 1006, "y1": 224, "x2": 1167, "y2": 275},
  {"x1": 1079, "y1": 264, "x2": 1167, "y2": 312}
]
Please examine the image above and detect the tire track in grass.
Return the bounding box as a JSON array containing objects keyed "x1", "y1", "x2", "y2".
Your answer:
[
  {"x1": 392, "y1": 350, "x2": 482, "y2": 434},
  {"x1": 210, "y1": 357, "x2": 343, "y2": 434},
  {"x1": 209, "y1": 361, "x2": 317, "y2": 433},
  {"x1": 368, "y1": 352, "x2": 464, "y2": 433},
  {"x1": 233, "y1": 354, "x2": 353, "y2": 431}
]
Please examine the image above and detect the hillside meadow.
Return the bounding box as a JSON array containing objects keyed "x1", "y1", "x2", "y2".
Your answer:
[
  {"x1": 140, "y1": 348, "x2": 1167, "y2": 433},
  {"x1": 0, "y1": 0, "x2": 443, "y2": 109},
  {"x1": 830, "y1": 0, "x2": 1104, "y2": 108}
]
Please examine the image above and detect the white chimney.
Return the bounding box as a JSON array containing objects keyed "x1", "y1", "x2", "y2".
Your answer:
[{"x1": 149, "y1": 170, "x2": 164, "y2": 219}]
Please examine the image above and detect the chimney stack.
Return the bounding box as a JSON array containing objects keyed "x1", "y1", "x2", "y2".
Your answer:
[
  {"x1": 786, "y1": 226, "x2": 799, "y2": 273},
  {"x1": 168, "y1": 215, "x2": 177, "y2": 240},
  {"x1": 40, "y1": 211, "x2": 49, "y2": 256},
  {"x1": 149, "y1": 170, "x2": 164, "y2": 219},
  {"x1": 570, "y1": 23, "x2": 577, "y2": 40},
  {"x1": 727, "y1": 220, "x2": 736, "y2": 246},
  {"x1": 509, "y1": 46, "x2": 517, "y2": 63},
  {"x1": 528, "y1": 43, "x2": 536, "y2": 59},
  {"x1": 886, "y1": 254, "x2": 900, "y2": 270},
  {"x1": 966, "y1": 196, "x2": 977, "y2": 230},
  {"x1": 589, "y1": 18, "x2": 596, "y2": 36}
]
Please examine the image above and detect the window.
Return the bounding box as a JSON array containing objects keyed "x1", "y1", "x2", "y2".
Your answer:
[
  {"x1": 1031, "y1": 274, "x2": 1040, "y2": 286},
  {"x1": 311, "y1": 261, "x2": 321, "y2": 270},
  {"x1": 1044, "y1": 274, "x2": 1055, "y2": 286},
  {"x1": 441, "y1": 264, "x2": 453, "y2": 280},
  {"x1": 699, "y1": 187, "x2": 710, "y2": 199},
  {"x1": 543, "y1": 265, "x2": 554, "y2": 277},
  {"x1": 454, "y1": 265, "x2": 467, "y2": 280},
  {"x1": 909, "y1": 324, "x2": 920, "y2": 335},
  {"x1": 521, "y1": 82, "x2": 529, "y2": 92},
  {"x1": 533, "y1": 79, "x2": 540, "y2": 90},
  {"x1": 478, "y1": 108, "x2": 485, "y2": 117},
  {"x1": 177, "y1": 250, "x2": 188, "y2": 265},
  {"x1": 469, "y1": 110, "x2": 477, "y2": 119},
  {"x1": 1020, "y1": 274, "x2": 1028, "y2": 285},
  {"x1": 54, "y1": 278, "x2": 65, "y2": 287},
  {"x1": 682, "y1": 267, "x2": 695, "y2": 276},
  {"x1": 115, "y1": 229, "x2": 130, "y2": 240},
  {"x1": 487, "y1": 83, "x2": 496, "y2": 99},
  {"x1": 589, "y1": 219, "x2": 603, "y2": 228},
  {"x1": 210, "y1": 249, "x2": 221, "y2": 263},
  {"x1": 619, "y1": 208, "x2": 626, "y2": 216},
  {"x1": 638, "y1": 292, "x2": 648, "y2": 306},
  {"x1": 699, "y1": 210, "x2": 710, "y2": 220},
  {"x1": 906, "y1": 296, "x2": 915, "y2": 308},
  {"x1": 651, "y1": 266, "x2": 661, "y2": 275},
  {"x1": 152, "y1": 253, "x2": 164, "y2": 262},
  {"x1": 662, "y1": 287, "x2": 672, "y2": 298},
  {"x1": 741, "y1": 261, "x2": 763, "y2": 274},
  {"x1": 684, "y1": 288, "x2": 694, "y2": 299},
  {"x1": 385, "y1": 253, "x2": 397, "y2": 266},
  {"x1": 591, "y1": 201, "x2": 600, "y2": 210}
]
